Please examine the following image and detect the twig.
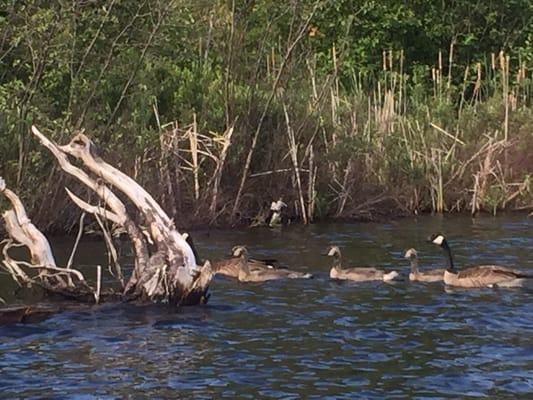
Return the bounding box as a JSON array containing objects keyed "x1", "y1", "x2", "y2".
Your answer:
[
  {"x1": 67, "y1": 212, "x2": 86, "y2": 270},
  {"x1": 95, "y1": 265, "x2": 102, "y2": 304},
  {"x1": 250, "y1": 168, "x2": 309, "y2": 178},
  {"x1": 430, "y1": 122, "x2": 465, "y2": 145}
]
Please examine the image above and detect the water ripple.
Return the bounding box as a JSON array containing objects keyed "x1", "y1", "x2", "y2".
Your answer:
[{"x1": 1, "y1": 215, "x2": 532, "y2": 398}]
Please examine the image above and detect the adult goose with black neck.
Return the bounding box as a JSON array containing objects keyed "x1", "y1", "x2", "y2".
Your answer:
[{"x1": 428, "y1": 233, "x2": 532, "y2": 288}]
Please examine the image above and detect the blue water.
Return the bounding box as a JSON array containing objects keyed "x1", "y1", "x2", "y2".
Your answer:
[{"x1": 1, "y1": 215, "x2": 532, "y2": 398}]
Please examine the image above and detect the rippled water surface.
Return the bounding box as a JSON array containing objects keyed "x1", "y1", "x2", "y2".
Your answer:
[{"x1": 1, "y1": 215, "x2": 533, "y2": 398}]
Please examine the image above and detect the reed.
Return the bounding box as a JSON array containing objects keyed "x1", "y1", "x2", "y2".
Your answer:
[{"x1": 4, "y1": 48, "x2": 533, "y2": 231}]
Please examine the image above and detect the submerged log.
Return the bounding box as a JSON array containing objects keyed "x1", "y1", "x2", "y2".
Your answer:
[
  {"x1": 1, "y1": 126, "x2": 212, "y2": 307},
  {"x1": 0, "y1": 304, "x2": 62, "y2": 325}
]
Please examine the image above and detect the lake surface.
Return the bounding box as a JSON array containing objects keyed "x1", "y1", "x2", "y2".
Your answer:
[{"x1": 1, "y1": 214, "x2": 532, "y2": 398}]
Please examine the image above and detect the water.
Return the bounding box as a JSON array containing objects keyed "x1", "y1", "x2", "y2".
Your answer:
[{"x1": 1, "y1": 214, "x2": 532, "y2": 398}]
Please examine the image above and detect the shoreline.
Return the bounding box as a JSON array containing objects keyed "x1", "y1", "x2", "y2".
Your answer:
[{"x1": 1, "y1": 208, "x2": 532, "y2": 238}]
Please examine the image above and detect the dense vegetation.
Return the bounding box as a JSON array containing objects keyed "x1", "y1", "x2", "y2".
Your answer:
[{"x1": 1, "y1": 0, "x2": 532, "y2": 231}]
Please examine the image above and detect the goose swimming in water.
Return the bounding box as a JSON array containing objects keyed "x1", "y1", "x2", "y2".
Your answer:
[
  {"x1": 181, "y1": 233, "x2": 282, "y2": 279},
  {"x1": 326, "y1": 246, "x2": 399, "y2": 282},
  {"x1": 231, "y1": 246, "x2": 313, "y2": 282},
  {"x1": 404, "y1": 248, "x2": 444, "y2": 282},
  {"x1": 428, "y1": 233, "x2": 533, "y2": 288},
  {"x1": 213, "y1": 253, "x2": 280, "y2": 279}
]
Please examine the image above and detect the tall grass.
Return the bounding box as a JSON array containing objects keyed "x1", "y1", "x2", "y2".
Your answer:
[
  {"x1": 2, "y1": 48, "x2": 533, "y2": 231},
  {"x1": 128, "y1": 48, "x2": 533, "y2": 226}
]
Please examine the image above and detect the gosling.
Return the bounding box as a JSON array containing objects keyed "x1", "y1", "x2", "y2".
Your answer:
[
  {"x1": 326, "y1": 246, "x2": 399, "y2": 282},
  {"x1": 404, "y1": 248, "x2": 444, "y2": 282}
]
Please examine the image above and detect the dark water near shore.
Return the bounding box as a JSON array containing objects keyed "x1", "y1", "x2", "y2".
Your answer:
[{"x1": 1, "y1": 215, "x2": 532, "y2": 398}]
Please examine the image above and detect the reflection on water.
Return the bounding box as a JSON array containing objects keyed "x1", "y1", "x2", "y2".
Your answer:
[{"x1": 1, "y1": 214, "x2": 532, "y2": 398}]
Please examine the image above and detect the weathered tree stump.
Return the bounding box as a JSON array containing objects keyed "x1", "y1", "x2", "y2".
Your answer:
[{"x1": 0, "y1": 126, "x2": 213, "y2": 309}]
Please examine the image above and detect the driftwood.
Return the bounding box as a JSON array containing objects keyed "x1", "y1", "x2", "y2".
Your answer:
[
  {"x1": 0, "y1": 126, "x2": 213, "y2": 308},
  {"x1": 0, "y1": 177, "x2": 93, "y2": 298}
]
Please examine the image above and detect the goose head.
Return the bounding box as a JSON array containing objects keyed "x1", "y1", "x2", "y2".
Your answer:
[
  {"x1": 404, "y1": 248, "x2": 418, "y2": 260},
  {"x1": 326, "y1": 245, "x2": 341, "y2": 258},
  {"x1": 428, "y1": 233, "x2": 446, "y2": 246},
  {"x1": 231, "y1": 245, "x2": 248, "y2": 259}
]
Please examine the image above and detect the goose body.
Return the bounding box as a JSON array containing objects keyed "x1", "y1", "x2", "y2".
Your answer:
[
  {"x1": 443, "y1": 265, "x2": 528, "y2": 288},
  {"x1": 404, "y1": 248, "x2": 444, "y2": 282},
  {"x1": 429, "y1": 234, "x2": 532, "y2": 288},
  {"x1": 231, "y1": 246, "x2": 313, "y2": 282},
  {"x1": 181, "y1": 233, "x2": 289, "y2": 279},
  {"x1": 213, "y1": 258, "x2": 279, "y2": 279},
  {"x1": 327, "y1": 246, "x2": 399, "y2": 282}
]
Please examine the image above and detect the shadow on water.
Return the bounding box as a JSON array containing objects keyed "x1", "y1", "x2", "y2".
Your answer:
[{"x1": 1, "y1": 214, "x2": 532, "y2": 398}]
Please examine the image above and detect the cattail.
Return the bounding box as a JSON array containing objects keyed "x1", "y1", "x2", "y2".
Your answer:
[
  {"x1": 383, "y1": 51, "x2": 387, "y2": 71},
  {"x1": 491, "y1": 53, "x2": 496, "y2": 70}
]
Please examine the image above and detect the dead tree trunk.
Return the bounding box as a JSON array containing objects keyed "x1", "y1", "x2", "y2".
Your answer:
[{"x1": 0, "y1": 127, "x2": 213, "y2": 307}]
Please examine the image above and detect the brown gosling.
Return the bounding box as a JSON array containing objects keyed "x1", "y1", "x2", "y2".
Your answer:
[
  {"x1": 404, "y1": 248, "x2": 444, "y2": 282},
  {"x1": 231, "y1": 246, "x2": 313, "y2": 282},
  {"x1": 326, "y1": 246, "x2": 399, "y2": 282}
]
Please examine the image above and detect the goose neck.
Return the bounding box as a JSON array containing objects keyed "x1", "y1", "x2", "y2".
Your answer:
[
  {"x1": 441, "y1": 240, "x2": 455, "y2": 272},
  {"x1": 332, "y1": 255, "x2": 342, "y2": 270},
  {"x1": 410, "y1": 258, "x2": 419, "y2": 275},
  {"x1": 239, "y1": 254, "x2": 250, "y2": 275}
]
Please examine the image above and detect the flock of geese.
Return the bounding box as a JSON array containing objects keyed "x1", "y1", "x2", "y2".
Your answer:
[{"x1": 185, "y1": 233, "x2": 533, "y2": 289}]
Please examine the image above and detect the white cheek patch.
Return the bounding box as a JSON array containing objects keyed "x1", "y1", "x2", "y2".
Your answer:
[
  {"x1": 432, "y1": 235, "x2": 444, "y2": 245},
  {"x1": 328, "y1": 248, "x2": 337, "y2": 256}
]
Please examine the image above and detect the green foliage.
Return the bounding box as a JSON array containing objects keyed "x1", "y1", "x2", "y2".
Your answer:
[{"x1": 0, "y1": 0, "x2": 532, "y2": 228}]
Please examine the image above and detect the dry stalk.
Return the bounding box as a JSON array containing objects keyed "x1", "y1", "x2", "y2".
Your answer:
[
  {"x1": 189, "y1": 116, "x2": 200, "y2": 201},
  {"x1": 283, "y1": 102, "x2": 308, "y2": 224}
]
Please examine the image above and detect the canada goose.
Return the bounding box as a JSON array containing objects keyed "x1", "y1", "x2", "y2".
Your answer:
[
  {"x1": 232, "y1": 246, "x2": 313, "y2": 282},
  {"x1": 326, "y1": 246, "x2": 399, "y2": 282},
  {"x1": 404, "y1": 248, "x2": 444, "y2": 282},
  {"x1": 181, "y1": 233, "x2": 281, "y2": 278},
  {"x1": 428, "y1": 233, "x2": 533, "y2": 288},
  {"x1": 213, "y1": 254, "x2": 278, "y2": 279},
  {"x1": 213, "y1": 248, "x2": 286, "y2": 279}
]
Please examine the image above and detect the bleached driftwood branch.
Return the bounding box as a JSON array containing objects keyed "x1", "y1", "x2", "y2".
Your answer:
[{"x1": 0, "y1": 177, "x2": 89, "y2": 295}]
